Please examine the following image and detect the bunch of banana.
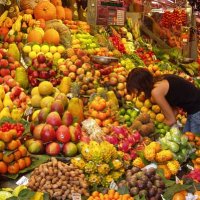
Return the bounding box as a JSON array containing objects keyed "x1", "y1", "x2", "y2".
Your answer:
[
  {"x1": 22, "y1": 14, "x2": 33, "y2": 23},
  {"x1": 0, "y1": 10, "x2": 8, "y2": 26},
  {"x1": 12, "y1": 15, "x2": 23, "y2": 32},
  {"x1": 180, "y1": 62, "x2": 199, "y2": 76}
]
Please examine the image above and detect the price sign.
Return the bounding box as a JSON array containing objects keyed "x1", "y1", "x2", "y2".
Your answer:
[
  {"x1": 110, "y1": 180, "x2": 118, "y2": 190},
  {"x1": 16, "y1": 176, "x2": 29, "y2": 186},
  {"x1": 72, "y1": 193, "x2": 81, "y2": 200}
]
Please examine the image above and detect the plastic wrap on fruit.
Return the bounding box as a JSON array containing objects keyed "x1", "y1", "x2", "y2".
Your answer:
[{"x1": 82, "y1": 118, "x2": 104, "y2": 142}]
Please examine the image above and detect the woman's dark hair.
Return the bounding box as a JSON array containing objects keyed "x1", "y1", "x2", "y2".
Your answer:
[{"x1": 126, "y1": 68, "x2": 154, "y2": 98}]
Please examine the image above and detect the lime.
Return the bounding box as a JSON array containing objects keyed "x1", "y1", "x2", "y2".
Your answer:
[
  {"x1": 126, "y1": 121, "x2": 132, "y2": 127},
  {"x1": 154, "y1": 121, "x2": 159, "y2": 126},
  {"x1": 163, "y1": 125, "x2": 170, "y2": 131},
  {"x1": 159, "y1": 129, "x2": 166, "y2": 135},
  {"x1": 157, "y1": 123, "x2": 164, "y2": 129},
  {"x1": 119, "y1": 108, "x2": 126, "y2": 115},
  {"x1": 130, "y1": 110, "x2": 138, "y2": 118},
  {"x1": 124, "y1": 114, "x2": 130, "y2": 121},
  {"x1": 126, "y1": 109, "x2": 132, "y2": 115}
]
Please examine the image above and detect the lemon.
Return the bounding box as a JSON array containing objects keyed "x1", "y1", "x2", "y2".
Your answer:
[
  {"x1": 29, "y1": 51, "x2": 37, "y2": 59},
  {"x1": 31, "y1": 94, "x2": 42, "y2": 108},
  {"x1": 53, "y1": 52, "x2": 61, "y2": 60},
  {"x1": 23, "y1": 45, "x2": 31, "y2": 53},
  {"x1": 40, "y1": 96, "x2": 54, "y2": 108},
  {"x1": 57, "y1": 45, "x2": 65, "y2": 53},
  {"x1": 50, "y1": 46, "x2": 57, "y2": 53},
  {"x1": 45, "y1": 52, "x2": 53, "y2": 59},
  {"x1": 31, "y1": 87, "x2": 39, "y2": 96},
  {"x1": 38, "y1": 81, "x2": 54, "y2": 96},
  {"x1": 32, "y1": 44, "x2": 41, "y2": 53},
  {"x1": 152, "y1": 105, "x2": 161, "y2": 114},
  {"x1": 41, "y1": 45, "x2": 49, "y2": 53}
]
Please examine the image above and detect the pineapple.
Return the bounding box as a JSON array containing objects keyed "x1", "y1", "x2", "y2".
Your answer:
[
  {"x1": 97, "y1": 164, "x2": 110, "y2": 175},
  {"x1": 155, "y1": 150, "x2": 173, "y2": 163},
  {"x1": 167, "y1": 160, "x2": 180, "y2": 175},
  {"x1": 71, "y1": 157, "x2": 86, "y2": 169},
  {"x1": 112, "y1": 159, "x2": 123, "y2": 170},
  {"x1": 88, "y1": 174, "x2": 101, "y2": 186},
  {"x1": 84, "y1": 161, "x2": 97, "y2": 173}
]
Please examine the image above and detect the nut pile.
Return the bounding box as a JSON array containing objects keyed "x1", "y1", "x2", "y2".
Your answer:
[{"x1": 28, "y1": 158, "x2": 89, "y2": 200}]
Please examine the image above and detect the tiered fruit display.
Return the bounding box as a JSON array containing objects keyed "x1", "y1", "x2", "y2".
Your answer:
[
  {"x1": 159, "y1": 127, "x2": 192, "y2": 163},
  {"x1": 28, "y1": 157, "x2": 89, "y2": 199},
  {"x1": 23, "y1": 43, "x2": 65, "y2": 63},
  {"x1": 64, "y1": 20, "x2": 90, "y2": 34},
  {"x1": 27, "y1": 53, "x2": 62, "y2": 87},
  {"x1": 88, "y1": 190, "x2": 134, "y2": 200},
  {"x1": 118, "y1": 166, "x2": 165, "y2": 199},
  {"x1": 0, "y1": 121, "x2": 31, "y2": 175},
  {"x1": 105, "y1": 126, "x2": 142, "y2": 159},
  {"x1": 71, "y1": 141, "x2": 126, "y2": 187}
]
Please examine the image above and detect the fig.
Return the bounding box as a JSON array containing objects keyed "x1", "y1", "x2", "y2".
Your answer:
[
  {"x1": 154, "y1": 174, "x2": 162, "y2": 180},
  {"x1": 131, "y1": 167, "x2": 140, "y2": 174},
  {"x1": 136, "y1": 171, "x2": 145, "y2": 179},
  {"x1": 140, "y1": 175, "x2": 149, "y2": 182},
  {"x1": 145, "y1": 168, "x2": 156, "y2": 177},
  {"x1": 137, "y1": 180, "x2": 145, "y2": 189},
  {"x1": 139, "y1": 190, "x2": 148, "y2": 197},
  {"x1": 149, "y1": 197, "x2": 156, "y2": 200},
  {"x1": 154, "y1": 180, "x2": 165, "y2": 188},
  {"x1": 148, "y1": 187, "x2": 156, "y2": 197},
  {"x1": 146, "y1": 181, "x2": 153, "y2": 189},
  {"x1": 130, "y1": 187, "x2": 139, "y2": 196}
]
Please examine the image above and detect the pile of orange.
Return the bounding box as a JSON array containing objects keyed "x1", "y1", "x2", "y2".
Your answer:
[
  {"x1": 88, "y1": 190, "x2": 134, "y2": 200},
  {"x1": 0, "y1": 129, "x2": 31, "y2": 175},
  {"x1": 88, "y1": 96, "x2": 118, "y2": 133}
]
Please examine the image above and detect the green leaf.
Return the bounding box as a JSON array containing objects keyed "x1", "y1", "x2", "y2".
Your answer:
[
  {"x1": 163, "y1": 184, "x2": 192, "y2": 199},
  {"x1": 5, "y1": 155, "x2": 50, "y2": 179},
  {"x1": 134, "y1": 194, "x2": 146, "y2": 200},
  {"x1": 18, "y1": 189, "x2": 35, "y2": 200},
  {"x1": 118, "y1": 186, "x2": 129, "y2": 195}
]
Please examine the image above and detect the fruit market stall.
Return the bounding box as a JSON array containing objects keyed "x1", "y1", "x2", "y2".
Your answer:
[{"x1": 0, "y1": 0, "x2": 199, "y2": 199}]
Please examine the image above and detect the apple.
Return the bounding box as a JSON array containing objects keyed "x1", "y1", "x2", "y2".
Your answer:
[
  {"x1": 56, "y1": 125, "x2": 71, "y2": 143},
  {"x1": 62, "y1": 142, "x2": 77, "y2": 157},
  {"x1": 74, "y1": 59, "x2": 83, "y2": 67},
  {"x1": 37, "y1": 54, "x2": 46, "y2": 63},
  {"x1": 46, "y1": 112, "x2": 62, "y2": 127},
  {"x1": 33, "y1": 123, "x2": 46, "y2": 139},
  {"x1": 69, "y1": 123, "x2": 82, "y2": 143},
  {"x1": 46, "y1": 142, "x2": 61, "y2": 156},
  {"x1": 38, "y1": 108, "x2": 50, "y2": 123},
  {"x1": 76, "y1": 141, "x2": 85, "y2": 153},
  {"x1": 41, "y1": 124, "x2": 56, "y2": 142},
  {"x1": 62, "y1": 111, "x2": 73, "y2": 126},
  {"x1": 39, "y1": 71, "x2": 49, "y2": 79},
  {"x1": 80, "y1": 135, "x2": 90, "y2": 144},
  {"x1": 28, "y1": 140, "x2": 44, "y2": 154},
  {"x1": 50, "y1": 100, "x2": 64, "y2": 116}
]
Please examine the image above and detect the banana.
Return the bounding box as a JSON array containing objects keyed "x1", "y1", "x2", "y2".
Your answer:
[
  {"x1": 22, "y1": 14, "x2": 33, "y2": 23},
  {"x1": 12, "y1": 15, "x2": 23, "y2": 32},
  {"x1": 0, "y1": 10, "x2": 8, "y2": 26}
]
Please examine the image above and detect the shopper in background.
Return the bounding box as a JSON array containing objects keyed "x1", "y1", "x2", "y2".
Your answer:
[{"x1": 126, "y1": 67, "x2": 200, "y2": 134}]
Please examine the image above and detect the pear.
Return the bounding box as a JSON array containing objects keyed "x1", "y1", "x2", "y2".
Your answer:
[
  {"x1": 0, "y1": 86, "x2": 5, "y2": 100},
  {"x1": 3, "y1": 93, "x2": 13, "y2": 110},
  {"x1": 0, "y1": 107, "x2": 11, "y2": 119}
]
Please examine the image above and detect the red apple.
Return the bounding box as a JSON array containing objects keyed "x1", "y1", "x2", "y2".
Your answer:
[
  {"x1": 74, "y1": 59, "x2": 83, "y2": 67},
  {"x1": 41, "y1": 124, "x2": 56, "y2": 142},
  {"x1": 27, "y1": 140, "x2": 44, "y2": 154},
  {"x1": 0, "y1": 68, "x2": 10, "y2": 76},
  {"x1": 62, "y1": 111, "x2": 73, "y2": 126},
  {"x1": 37, "y1": 54, "x2": 46, "y2": 64},
  {"x1": 80, "y1": 135, "x2": 90, "y2": 144},
  {"x1": 38, "y1": 108, "x2": 50, "y2": 123},
  {"x1": 69, "y1": 123, "x2": 82, "y2": 143},
  {"x1": 33, "y1": 123, "x2": 46, "y2": 139},
  {"x1": 62, "y1": 142, "x2": 77, "y2": 157},
  {"x1": 46, "y1": 111, "x2": 62, "y2": 127},
  {"x1": 0, "y1": 59, "x2": 8, "y2": 68},
  {"x1": 46, "y1": 142, "x2": 61, "y2": 156},
  {"x1": 11, "y1": 86, "x2": 22, "y2": 96},
  {"x1": 50, "y1": 100, "x2": 64, "y2": 116},
  {"x1": 56, "y1": 125, "x2": 71, "y2": 143}
]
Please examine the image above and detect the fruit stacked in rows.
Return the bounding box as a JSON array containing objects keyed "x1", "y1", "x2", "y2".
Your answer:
[
  {"x1": 28, "y1": 82, "x2": 83, "y2": 157},
  {"x1": 160, "y1": 9, "x2": 187, "y2": 29},
  {"x1": 0, "y1": 121, "x2": 31, "y2": 175},
  {"x1": 71, "y1": 141, "x2": 126, "y2": 187},
  {"x1": 64, "y1": 20, "x2": 90, "y2": 34},
  {"x1": 0, "y1": 48, "x2": 20, "y2": 78},
  {"x1": 118, "y1": 167, "x2": 165, "y2": 200},
  {"x1": 23, "y1": 44, "x2": 65, "y2": 62},
  {"x1": 88, "y1": 190, "x2": 134, "y2": 200},
  {"x1": 28, "y1": 157, "x2": 89, "y2": 199},
  {"x1": 185, "y1": 132, "x2": 200, "y2": 169},
  {"x1": 105, "y1": 126, "x2": 142, "y2": 159},
  {"x1": 87, "y1": 95, "x2": 117, "y2": 134},
  {"x1": 119, "y1": 107, "x2": 139, "y2": 127},
  {"x1": 27, "y1": 54, "x2": 62, "y2": 87},
  {"x1": 159, "y1": 127, "x2": 192, "y2": 163}
]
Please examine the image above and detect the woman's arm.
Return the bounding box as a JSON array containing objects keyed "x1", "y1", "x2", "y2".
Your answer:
[{"x1": 151, "y1": 84, "x2": 177, "y2": 126}]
